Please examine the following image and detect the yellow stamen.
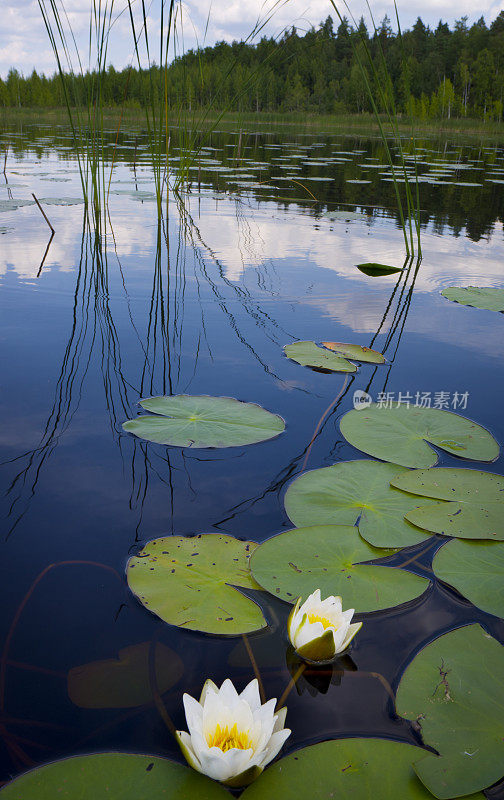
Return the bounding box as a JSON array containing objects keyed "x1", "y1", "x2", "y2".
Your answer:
[
  {"x1": 307, "y1": 613, "x2": 335, "y2": 630},
  {"x1": 207, "y1": 723, "x2": 251, "y2": 752}
]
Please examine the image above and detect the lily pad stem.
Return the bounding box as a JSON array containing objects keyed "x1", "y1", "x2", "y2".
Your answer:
[
  {"x1": 148, "y1": 638, "x2": 176, "y2": 736},
  {"x1": 301, "y1": 374, "x2": 350, "y2": 472},
  {"x1": 242, "y1": 634, "x2": 265, "y2": 703},
  {"x1": 276, "y1": 663, "x2": 306, "y2": 711}
]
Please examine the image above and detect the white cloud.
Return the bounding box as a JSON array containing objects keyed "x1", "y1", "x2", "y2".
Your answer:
[{"x1": 1, "y1": 0, "x2": 503, "y2": 78}]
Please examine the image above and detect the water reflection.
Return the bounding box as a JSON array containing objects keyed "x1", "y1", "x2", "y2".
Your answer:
[{"x1": 0, "y1": 126, "x2": 503, "y2": 794}]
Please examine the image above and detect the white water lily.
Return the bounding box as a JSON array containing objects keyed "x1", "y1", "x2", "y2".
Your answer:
[
  {"x1": 176, "y1": 677, "x2": 291, "y2": 787},
  {"x1": 288, "y1": 589, "x2": 362, "y2": 662}
]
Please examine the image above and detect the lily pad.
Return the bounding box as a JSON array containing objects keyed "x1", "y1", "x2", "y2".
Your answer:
[
  {"x1": 390, "y1": 468, "x2": 504, "y2": 540},
  {"x1": 340, "y1": 404, "x2": 499, "y2": 468},
  {"x1": 396, "y1": 624, "x2": 504, "y2": 798},
  {"x1": 0, "y1": 199, "x2": 35, "y2": 212},
  {"x1": 0, "y1": 753, "x2": 228, "y2": 799},
  {"x1": 284, "y1": 341, "x2": 356, "y2": 372},
  {"x1": 39, "y1": 197, "x2": 84, "y2": 205},
  {"x1": 433, "y1": 539, "x2": 504, "y2": 618},
  {"x1": 322, "y1": 210, "x2": 368, "y2": 221},
  {"x1": 356, "y1": 262, "x2": 404, "y2": 276},
  {"x1": 241, "y1": 738, "x2": 486, "y2": 800},
  {"x1": 127, "y1": 534, "x2": 267, "y2": 635},
  {"x1": 321, "y1": 342, "x2": 385, "y2": 364},
  {"x1": 123, "y1": 395, "x2": 285, "y2": 448},
  {"x1": 441, "y1": 286, "x2": 504, "y2": 312},
  {"x1": 67, "y1": 642, "x2": 184, "y2": 708},
  {"x1": 284, "y1": 461, "x2": 435, "y2": 549},
  {"x1": 250, "y1": 525, "x2": 430, "y2": 613}
]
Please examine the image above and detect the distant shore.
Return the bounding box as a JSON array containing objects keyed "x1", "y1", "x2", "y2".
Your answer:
[{"x1": 2, "y1": 107, "x2": 504, "y2": 142}]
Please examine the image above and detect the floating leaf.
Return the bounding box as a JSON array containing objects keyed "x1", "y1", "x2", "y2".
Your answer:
[
  {"x1": 441, "y1": 286, "x2": 504, "y2": 312},
  {"x1": 390, "y1": 468, "x2": 504, "y2": 540},
  {"x1": 0, "y1": 199, "x2": 35, "y2": 212},
  {"x1": 396, "y1": 624, "x2": 504, "y2": 798},
  {"x1": 284, "y1": 341, "x2": 356, "y2": 372},
  {"x1": 67, "y1": 642, "x2": 184, "y2": 708},
  {"x1": 0, "y1": 753, "x2": 228, "y2": 799},
  {"x1": 284, "y1": 460, "x2": 435, "y2": 549},
  {"x1": 340, "y1": 404, "x2": 499, "y2": 468},
  {"x1": 39, "y1": 197, "x2": 84, "y2": 205},
  {"x1": 241, "y1": 738, "x2": 486, "y2": 800},
  {"x1": 356, "y1": 262, "x2": 404, "y2": 276},
  {"x1": 123, "y1": 395, "x2": 285, "y2": 448},
  {"x1": 127, "y1": 534, "x2": 266, "y2": 635},
  {"x1": 321, "y1": 342, "x2": 385, "y2": 364},
  {"x1": 433, "y1": 539, "x2": 504, "y2": 618},
  {"x1": 250, "y1": 525, "x2": 430, "y2": 612},
  {"x1": 322, "y1": 210, "x2": 368, "y2": 221}
]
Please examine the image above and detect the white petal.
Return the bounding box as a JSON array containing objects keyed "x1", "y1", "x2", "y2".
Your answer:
[
  {"x1": 189, "y1": 729, "x2": 212, "y2": 762},
  {"x1": 342, "y1": 608, "x2": 355, "y2": 625},
  {"x1": 291, "y1": 611, "x2": 308, "y2": 646},
  {"x1": 295, "y1": 620, "x2": 326, "y2": 648},
  {"x1": 240, "y1": 678, "x2": 261, "y2": 711},
  {"x1": 340, "y1": 621, "x2": 362, "y2": 651},
  {"x1": 287, "y1": 598, "x2": 302, "y2": 639},
  {"x1": 320, "y1": 595, "x2": 341, "y2": 614},
  {"x1": 217, "y1": 747, "x2": 254, "y2": 781},
  {"x1": 252, "y1": 705, "x2": 276, "y2": 753},
  {"x1": 183, "y1": 693, "x2": 204, "y2": 738},
  {"x1": 273, "y1": 706, "x2": 287, "y2": 733},
  {"x1": 218, "y1": 678, "x2": 240, "y2": 706},
  {"x1": 259, "y1": 728, "x2": 291, "y2": 767},
  {"x1": 201, "y1": 692, "x2": 235, "y2": 736},
  {"x1": 199, "y1": 679, "x2": 219, "y2": 705},
  {"x1": 197, "y1": 748, "x2": 242, "y2": 782},
  {"x1": 230, "y1": 698, "x2": 254, "y2": 733},
  {"x1": 176, "y1": 731, "x2": 202, "y2": 773},
  {"x1": 331, "y1": 624, "x2": 349, "y2": 654}
]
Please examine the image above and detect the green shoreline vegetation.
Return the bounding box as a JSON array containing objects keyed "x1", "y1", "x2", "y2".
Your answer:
[
  {"x1": 1, "y1": 11, "x2": 503, "y2": 128},
  {"x1": 2, "y1": 107, "x2": 504, "y2": 142}
]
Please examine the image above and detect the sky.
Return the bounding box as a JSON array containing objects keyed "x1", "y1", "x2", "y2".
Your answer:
[{"x1": 1, "y1": 0, "x2": 504, "y2": 79}]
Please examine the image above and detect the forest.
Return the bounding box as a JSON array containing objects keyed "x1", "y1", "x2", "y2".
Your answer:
[{"x1": 1, "y1": 11, "x2": 504, "y2": 121}]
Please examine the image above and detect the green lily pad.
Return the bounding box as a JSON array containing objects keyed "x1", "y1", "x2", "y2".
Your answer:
[
  {"x1": 0, "y1": 199, "x2": 35, "y2": 212},
  {"x1": 356, "y1": 262, "x2": 404, "y2": 276},
  {"x1": 250, "y1": 525, "x2": 430, "y2": 612},
  {"x1": 321, "y1": 342, "x2": 385, "y2": 364},
  {"x1": 433, "y1": 539, "x2": 504, "y2": 618},
  {"x1": 127, "y1": 534, "x2": 266, "y2": 635},
  {"x1": 123, "y1": 395, "x2": 285, "y2": 448},
  {"x1": 39, "y1": 197, "x2": 85, "y2": 205},
  {"x1": 241, "y1": 738, "x2": 486, "y2": 800},
  {"x1": 340, "y1": 404, "x2": 499, "y2": 468},
  {"x1": 0, "y1": 753, "x2": 228, "y2": 799},
  {"x1": 284, "y1": 461, "x2": 435, "y2": 549},
  {"x1": 284, "y1": 341, "x2": 356, "y2": 372},
  {"x1": 396, "y1": 624, "x2": 504, "y2": 798},
  {"x1": 441, "y1": 287, "x2": 504, "y2": 312},
  {"x1": 67, "y1": 642, "x2": 184, "y2": 708},
  {"x1": 322, "y1": 210, "x2": 368, "y2": 221},
  {"x1": 390, "y1": 468, "x2": 504, "y2": 540}
]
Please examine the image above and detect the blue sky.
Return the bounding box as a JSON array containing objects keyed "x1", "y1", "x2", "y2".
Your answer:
[{"x1": 1, "y1": 0, "x2": 503, "y2": 78}]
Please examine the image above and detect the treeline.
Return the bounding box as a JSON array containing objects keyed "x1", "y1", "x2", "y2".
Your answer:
[{"x1": 1, "y1": 11, "x2": 504, "y2": 120}]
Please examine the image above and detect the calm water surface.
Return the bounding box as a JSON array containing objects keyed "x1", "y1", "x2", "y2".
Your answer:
[{"x1": 0, "y1": 123, "x2": 503, "y2": 794}]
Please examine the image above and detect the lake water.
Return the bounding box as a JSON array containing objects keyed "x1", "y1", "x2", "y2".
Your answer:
[{"x1": 0, "y1": 122, "x2": 503, "y2": 794}]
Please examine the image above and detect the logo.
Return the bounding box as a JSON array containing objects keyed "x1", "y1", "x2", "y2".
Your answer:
[{"x1": 353, "y1": 390, "x2": 372, "y2": 410}]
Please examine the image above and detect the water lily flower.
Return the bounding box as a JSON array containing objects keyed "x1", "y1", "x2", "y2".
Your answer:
[
  {"x1": 176, "y1": 677, "x2": 291, "y2": 787},
  {"x1": 288, "y1": 589, "x2": 362, "y2": 663}
]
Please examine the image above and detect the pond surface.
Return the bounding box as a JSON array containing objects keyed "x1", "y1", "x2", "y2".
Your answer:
[{"x1": 0, "y1": 123, "x2": 503, "y2": 795}]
